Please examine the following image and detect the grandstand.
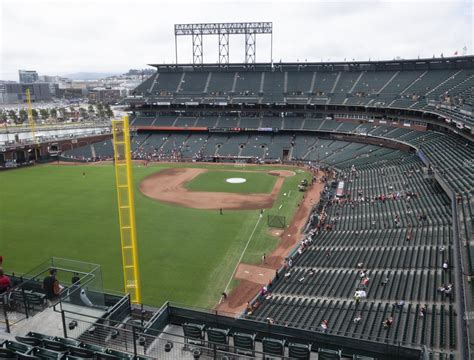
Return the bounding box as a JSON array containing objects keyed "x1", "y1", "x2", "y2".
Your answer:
[{"x1": 2, "y1": 55, "x2": 473, "y2": 359}]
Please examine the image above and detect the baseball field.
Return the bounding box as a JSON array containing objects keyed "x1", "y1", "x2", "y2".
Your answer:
[{"x1": 0, "y1": 162, "x2": 311, "y2": 308}]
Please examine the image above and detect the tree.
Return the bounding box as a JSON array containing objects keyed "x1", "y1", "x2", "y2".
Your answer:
[
  {"x1": 31, "y1": 109, "x2": 39, "y2": 121},
  {"x1": 58, "y1": 108, "x2": 66, "y2": 120},
  {"x1": 50, "y1": 108, "x2": 57, "y2": 118},
  {"x1": 97, "y1": 108, "x2": 105, "y2": 119},
  {"x1": 79, "y1": 107, "x2": 88, "y2": 120},
  {"x1": 0, "y1": 110, "x2": 7, "y2": 123},
  {"x1": 8, "y1": 110, "x2": 17, "y2": 123},
  {"x1": 96, "y1": 102, "x2": 104, "y2": 113},
  {"x1": 88, "y1": 104, "x2": 95, "y2": 116},
  {"x1": 105, "y1": 107, "x2": 114, "y2": 118},
  {"x1": 39, "y1": 108, "x2": 49, "y2": 120},
  {"x1": 19, "y1": 109, "x2": 28, "y2": 123}
]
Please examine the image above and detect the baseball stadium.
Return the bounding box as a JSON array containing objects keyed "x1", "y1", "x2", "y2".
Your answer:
[{"x1": 1, "y1": 21, "x2": 473, "y2": 360}]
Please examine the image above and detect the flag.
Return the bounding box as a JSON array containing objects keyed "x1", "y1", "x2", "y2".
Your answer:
[{"x1": 454, "y1": 51, "x2": 458, "y2": 56}]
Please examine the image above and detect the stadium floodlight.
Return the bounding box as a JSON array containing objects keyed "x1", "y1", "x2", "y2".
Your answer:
[{"x1": 174, "y1": 22, "x2": 273, "y2": 65}]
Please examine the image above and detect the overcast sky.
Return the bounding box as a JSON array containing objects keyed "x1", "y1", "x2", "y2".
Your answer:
[{"x1": 0, "y1": 0, "x2": 472, "y2": 80}]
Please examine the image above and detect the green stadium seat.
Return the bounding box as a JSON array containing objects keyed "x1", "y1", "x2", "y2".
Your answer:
[
  {"x1": 206, "y1": 327, "x2": 230, "y2": 350},
  {"x1": 262, "y1": 337, "x2": 286, "y2": 356},
  {"x1": 288, "y1": 342, "x2": 311, "y2": 359},
  {"x1": 232, "y1": 332, "x2": 256, "y2": 356},
  {"x1": 182, "y1": 323, "x2": 205, "y2": 346}
]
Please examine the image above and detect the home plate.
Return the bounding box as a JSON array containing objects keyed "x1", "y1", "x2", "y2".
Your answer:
[
  {"x1": 259, "y1": 273, "x2": 264, "y2": 276},
  {"x1": 244, "y1": 271, "x2": 249, "y2": 274}
]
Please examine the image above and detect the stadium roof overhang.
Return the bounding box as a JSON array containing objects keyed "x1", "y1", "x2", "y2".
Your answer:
[{"x1": 149, "y1": 55, "x2": 474, "y2": 72}]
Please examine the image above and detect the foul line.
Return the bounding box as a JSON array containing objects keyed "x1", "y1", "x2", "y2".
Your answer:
[{"x1": 223, "y1": 214, "x2": 263, "y2": 294}]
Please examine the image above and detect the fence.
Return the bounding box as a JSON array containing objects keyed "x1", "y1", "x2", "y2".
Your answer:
[
  {"x1": 62, "y1": 310, "x2": 275, "y2": 359},
  {"x1": 59, "y1": 302, "x2": 424, "y2": 360}
]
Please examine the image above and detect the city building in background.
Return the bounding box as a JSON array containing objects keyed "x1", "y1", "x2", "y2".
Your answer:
[
  {"x1": 18, "y1": 70, "x2": 38, "y2": 83},
  {"x1": 0, "y1": 83, "x2": 52, "y2": 103}
]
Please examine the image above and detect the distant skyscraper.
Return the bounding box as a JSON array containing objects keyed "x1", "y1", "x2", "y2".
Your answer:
[{"x1": 19, "y1": 70, "x2": 38, "y2": 83}]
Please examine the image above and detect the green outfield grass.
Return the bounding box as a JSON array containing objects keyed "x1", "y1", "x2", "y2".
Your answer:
[
  {"x1": 185, "y1": 170, "x2": 276, "y2": 194},
  {"x1": 0, "y1": 163, "x2": 310, "y2": 308}
]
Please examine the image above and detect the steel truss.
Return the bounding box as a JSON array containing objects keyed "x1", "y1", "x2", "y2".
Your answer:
[{"x1": 174, "y1": 22, "x2": 273, "y2": 65}]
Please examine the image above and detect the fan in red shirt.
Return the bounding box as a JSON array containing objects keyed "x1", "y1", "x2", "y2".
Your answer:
[{"x1": 0, "y1": 268, "x2": 11, "y2": 293}]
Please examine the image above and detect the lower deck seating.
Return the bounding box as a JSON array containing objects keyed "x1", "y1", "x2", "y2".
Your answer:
[{"x1": 248, "y1": 157, "x2": 458, "y2": 355}]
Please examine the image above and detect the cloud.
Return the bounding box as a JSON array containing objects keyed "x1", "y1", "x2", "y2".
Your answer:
[{"x1": 0, "y1": 0, "x2": 471, "y2": 80}]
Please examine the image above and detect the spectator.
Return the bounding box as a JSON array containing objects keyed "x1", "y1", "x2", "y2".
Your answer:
[
  {"x1": 444, "y1": 284, "x2": 453, "y2": 296},
  {"x1": 0, "y1": 256, "x2": 3, "y2": 266},
  {"x1": 420, "y1": 305, "x2": 427, "y2": 318},
  {"x1": 394, "y1": 300, "x2": 405, "y2": 310},
  {"x1": 68, "y1": 276, "x2": 93, "y2": 307},
  {"x1": 43, "y1": 269, "x2": 62, "y2": 303},
  {"x1": 442, "y1": 260, "x2": 449, "y2": 271},
  {"x1": 246, "y1": 302, "x2": 253, "y2": 316},
  {"x1": 0, "y1": 268, "x2": 11, "y2": 294},
  {"x1": 320, "y1": 319, "x2": 329, "y2": 332},
  {"x1": 383, "y1": 317, "x2": 393, "y2": 329},
  {"x1": 353, "y1": 315, "x2": 362, "y2": 324}
]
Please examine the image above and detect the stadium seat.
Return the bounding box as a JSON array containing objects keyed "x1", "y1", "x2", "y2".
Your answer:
[
  {"x1": 232, "y1": 332, "x2": 256, "y2": 356},
  {"x1": 262, "y1": 337, "x2": 286, "y2": 356},
  {"x1": 206, "y1": 327, "x2": 230, "y2": 350},
  {"x1": 0, "y1": 348, "x2": 18, "y2": 359},
  {"x1": 182, "y1": 323, "x2": 205, "y2": 346},
  {"x1": 288, "y1": 342, "x2": 311, "y2": 359},
  {"x1": 29, "y1": 347, "x2": 64, "y2": 359},
  {"x1": 105, "y1": 349, "x2": 134, "y2": 359},
  {"x1": 41, "y1": 340, "x2": 69, "y2": 352},
  {"x1": 318, "y1": 348, "x2": 342, "y2": 360},
  {"x1": 67, "y1": 346, "x2": 95, "y2": 359},
  {"x1": 52, "y1": 337, "x2": 82, "y2": 348},
  {"x1": 4, "y1": 340, "x2": 32, "y2": 354},
  {"x1": 15, "y1": 336, "x2": 43, "y2": 347},
  {"x1": 79, "y1": 343, "x2": 106, "y2": 354}
]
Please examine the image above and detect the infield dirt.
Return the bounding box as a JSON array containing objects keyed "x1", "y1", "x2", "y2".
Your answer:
[{"x1": 139, "y1": 167, "x2": 295, "y2": 210}]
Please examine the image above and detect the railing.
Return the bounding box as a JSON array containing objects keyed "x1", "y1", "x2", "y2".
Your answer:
[
  {"x1": 60, "y1": 303, "x2": 424, "y2": 360},
  {"x1": 62, "y1": 313, "x2": 260, "y2": 359}
]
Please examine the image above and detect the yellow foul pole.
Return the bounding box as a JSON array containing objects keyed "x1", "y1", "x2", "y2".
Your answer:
[{"x1": 112, "y1": 115, "x2": 142, "y2": 304}]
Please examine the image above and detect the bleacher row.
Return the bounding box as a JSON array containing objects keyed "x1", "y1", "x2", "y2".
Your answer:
[
  {"x1": 247, "y1": 160, "x2": 458, "y2": 355},
  {"x1": 131, "y1": 67, "x2": 474, "y2": 127},
  {"x1": 132, "y1": 115, "x2": 458, "y2": 133}
]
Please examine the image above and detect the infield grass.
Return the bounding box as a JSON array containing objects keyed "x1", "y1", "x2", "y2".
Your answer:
[
  {"x1": 185, "y1": 170, "x2": 276, "y2": 194},
  {"x1": 0, "y1": 163, "x2": 310, "y2": 308}
]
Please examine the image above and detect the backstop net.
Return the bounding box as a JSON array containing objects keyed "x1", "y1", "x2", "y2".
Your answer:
[{"x1": 267, "y1": 214, "x2": 286, "y2": 229}]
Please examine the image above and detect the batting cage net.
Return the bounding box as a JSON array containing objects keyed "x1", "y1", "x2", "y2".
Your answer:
[{"x1": 267, "y1": 214, "x2": 286, "y2": 229}]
